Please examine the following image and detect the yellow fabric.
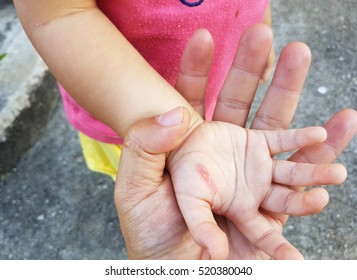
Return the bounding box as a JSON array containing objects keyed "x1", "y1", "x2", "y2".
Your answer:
[{"x1": 79, "y1": 133, "x2": 122, "y2": 181}]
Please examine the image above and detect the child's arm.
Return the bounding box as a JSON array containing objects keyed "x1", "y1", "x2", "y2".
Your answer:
[{"x1": 13, "y1": 0, "x2": 203, "y2": 137}]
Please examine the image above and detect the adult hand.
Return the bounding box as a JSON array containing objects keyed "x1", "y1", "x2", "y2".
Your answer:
[
  {"x1": 115, "y1": 24, "x2": 357, "y2": 259},
  {"x1": 115, "y1": 107, "x2": 202, "y2": 259}
]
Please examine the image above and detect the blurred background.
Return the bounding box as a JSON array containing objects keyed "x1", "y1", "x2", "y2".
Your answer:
[{"x1": 0, "y1": 0, "x2": 356, "y2": 259}]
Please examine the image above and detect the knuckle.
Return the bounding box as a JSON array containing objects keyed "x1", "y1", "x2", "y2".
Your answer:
[
  {"x1": 217, "y1": 96, "x2": 251, "y2": 111},
  {"x1": 255, "y1": 113, "x2": 287, "y2": 130}
]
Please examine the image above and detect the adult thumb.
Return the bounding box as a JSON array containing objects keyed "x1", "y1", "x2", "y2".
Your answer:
[
  {"x1": 125, "y1": 106, "x2": 191, "y2": 155},
  {"x1": 115, "y1": 107, "x2": 191, "y2": 194}
]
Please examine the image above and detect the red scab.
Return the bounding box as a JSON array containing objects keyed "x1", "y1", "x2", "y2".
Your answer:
[
  {"x1": 196, "y1": 164, "x2": 221, "y2": 212},
  {"x1": 197, "y1": 164, "x2": 210, "y2": 183}
]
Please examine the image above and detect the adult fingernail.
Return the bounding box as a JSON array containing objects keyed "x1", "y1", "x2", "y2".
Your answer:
[{"x1": 157, "y1": 107, "x2": 183, "y2": 127}]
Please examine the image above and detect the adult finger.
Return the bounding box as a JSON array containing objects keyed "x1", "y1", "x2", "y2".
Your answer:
[
  {"x1": 115, "y1": 107, "x2": 191, "y2": 194},
  {"x1": 289, "y1": 109, "x2": 357, "y2": 164},
  {"x1": 288, "y1": 109, "x2": 357, "y2": 191},
  {"x1": 213, "y1": 24, "x2": 273, "y2": 126},
  {"x1": 175, "y1": 29, "x2": 214, "y2": 117},
  {"x1": 251, "y1": 42, "x2": 311, "y2": 130}
]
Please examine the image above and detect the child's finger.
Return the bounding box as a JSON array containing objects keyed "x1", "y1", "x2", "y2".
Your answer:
[
  {"x1": 261, "y1": 184, "x2": 329, "y2": 216},
  {"x1": 272, "y1": 161, "x2": 347, "y2": 186},
  {"x1": 235, "y1": 212, "x2": 304, "y2": 260},
  {"x1": 262, "y1": 126, "x2": 327, "y2": 155},
  {"x1": 175, "y1": 194, "x2": 228, "y2": 260}
]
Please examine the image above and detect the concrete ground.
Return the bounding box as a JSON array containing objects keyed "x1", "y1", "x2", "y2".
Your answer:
[{"x1": 0, "y1": 0, "x2": 356, "y2": 259}]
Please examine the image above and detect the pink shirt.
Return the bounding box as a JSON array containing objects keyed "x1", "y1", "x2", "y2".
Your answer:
[{"x1": 60, "y1": 0, "x2": 268, "y2": 144}]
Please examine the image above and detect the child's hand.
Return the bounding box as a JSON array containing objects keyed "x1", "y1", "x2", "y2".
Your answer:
[{"x1": 167, "y1": 123, "x2": 347, "y2": 260}]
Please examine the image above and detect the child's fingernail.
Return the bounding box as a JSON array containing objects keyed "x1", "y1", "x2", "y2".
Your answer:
[{"x1": 157, "y1": 107, "x2": 183, "y2": 127}]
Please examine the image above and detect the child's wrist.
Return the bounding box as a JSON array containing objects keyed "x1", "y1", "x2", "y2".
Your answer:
[{"x1": 164, "y1": 108, "x2": 204, "y2": 162}]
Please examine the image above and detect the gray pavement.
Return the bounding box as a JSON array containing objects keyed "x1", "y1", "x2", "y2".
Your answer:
[
  {"x1": 0, "y1": 2, "x2": 58, "y2": 174},
  {"x1": 0, "y1": 0, "x2": 356, "y2": 259}
]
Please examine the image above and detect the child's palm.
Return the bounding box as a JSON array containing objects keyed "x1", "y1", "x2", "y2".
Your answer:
[{"x1": 168, "y1": 122, "x2": 346, "y2": 259}]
